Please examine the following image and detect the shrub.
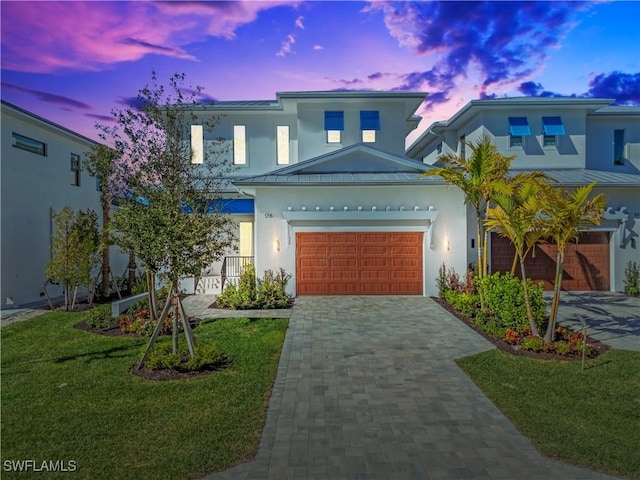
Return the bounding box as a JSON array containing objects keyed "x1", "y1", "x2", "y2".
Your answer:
[
  {"x1": 477, "y1": 272, "x2": 545, "y2": 333},
  {"x1": 257, "y1": 268, "x2": 292, "y2": 309},
  {"x1": 86, "y1": 305, "x2": 112, "y2": 329},
  {"x1": 522, "y1": 336, "x2": 544, "y2": 352},
  {"x1": 444, "y1": 290, "x2": 480, "y2": 318},
  {"x1": 217, "y1": 266, "x2": 292, "y2": 310},
  {"x1": 503, "y1": 328, "x2": 521, "y2": 345},
  {"x1": 144, "y1": 341, "x2": 225, "y2": 372},
  {"x1": 554, "y1": 341, "x2": 570, "y2": 355},
  {"x1": 436, "y1": 263, "x2": 447, "y2": 298},
  {"x1": 624, "y1": 261, "x2": 639, "y2": 296}
]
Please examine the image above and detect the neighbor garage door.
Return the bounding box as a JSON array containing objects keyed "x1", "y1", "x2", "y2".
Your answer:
[
  {"x1": 296, "y1": 232, "x2": 423, "y2": 295},
  {"x1": 491, "y1": 232, "x2": 610, "y2": 291}
]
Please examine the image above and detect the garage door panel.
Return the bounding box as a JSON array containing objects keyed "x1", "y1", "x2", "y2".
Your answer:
[
  {"x1": 491, "y1": 233, "x2": 609, "y2": 291},
  {"x1": 297, "y1": 232, "x2": 423, "y2": 295}
]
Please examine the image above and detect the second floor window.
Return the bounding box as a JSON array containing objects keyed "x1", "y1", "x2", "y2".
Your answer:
[
  {"x1": 190, "y1": 125, "x2": 203, "y2": 164},
  {"x1": 324, "y1": 111, "x2": 344, "y2": 144},
  {"x1": 276, "y1": 125, "x2": 290, "y2": 165},
  {"x1": 614, "y1": 129, "x2": 625, "y2": 166},
  {"x1": 459, "y1": 135, "x2": 466, "y2": 158},
  {"x1": 12, "y1": 132, "x2": 46, "y2": 156},
  {"x1": 71, "y1": 154, "x2": 81, "y2": 186},
  {"x1": 360, "y1": 110, "x2": 380, "y2": 143},
  {"x1": 542, "y1": 116, "x2": 564, "y2": 149},
  {"x1": 233, "y1": 125, "x2": 246, "y2": 165},
  {"x1": 508, "y1": 117, "x2": 531, "y2": 148}
]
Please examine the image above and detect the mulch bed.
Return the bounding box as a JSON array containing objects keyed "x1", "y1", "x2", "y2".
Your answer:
[
  {"x1": 131, "y1": 356, "x2": 232, "y2": 381},
  {"x1": 74, "y1": 318, "x2": 202, "y2": 337},
  {"x1": 432, "y1": 297, "x2": 610, "y2": 361}
]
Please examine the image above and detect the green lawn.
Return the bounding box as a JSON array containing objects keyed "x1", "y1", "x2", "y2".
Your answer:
[
  {"x1": 457, "y1": 349, "x2": 640, "y2": 479},
  {"x1": 1, "y1": 310, "x2": 288, "y2": 479}
]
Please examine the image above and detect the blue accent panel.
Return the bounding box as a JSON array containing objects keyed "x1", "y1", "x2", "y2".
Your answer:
[
  {"x1": 324, "y1": 111, "x2": 344, "y2": 131},
  {"x1": 508, "y1": 117, "x2": 531, "y2": 136},
  {"x1": 207, "y1": 198, "x2": 254, "y2": 214},
  {"x1": 360, "y1": 110, "x2": 380, "y2": 130},
  {"x1": 542, "y1": 116, "x2": 565, "y2": 135}
]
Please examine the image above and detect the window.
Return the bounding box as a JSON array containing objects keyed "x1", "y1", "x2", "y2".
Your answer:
[
  {"x1": 459, "y1": 135, "x2": 466, "y2": 158},
  {"x1": 508, "y1": 117, "x2": 531, "y2": 148},
  {"x1": 614, "y1": 129, "x2": 625, "y2": 165},
  {"x1": 541, "y1": 117, "x2": 564, "y2": 149},
  {"x1": 436, "y1": 142, "x2": 443, "y2": 155},
  {"x1": 324, "y1": 111, "x2": 344, "y2": 144},
  {"x1": 70, "y1": 154, "x2": 81, "y2": 186},
  {"x1": 233, "y1": 125, "x2": 246, "y2": 165},
  {"x1": 12, "y1": 132, "x2": 46, "y2": 156},
  {"x1": 191, "y1": 125, "x2": 203, "y2": 164},
  {"x1": 276, "y1": 125, "x2": 290, "y2": 165},
  {"x1": 360, "y1": 110, "x2": 380, "y2": 143}
]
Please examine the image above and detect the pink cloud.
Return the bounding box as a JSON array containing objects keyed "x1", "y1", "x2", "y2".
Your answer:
[{"x1": 1, "y1": 1, "x2": 298, "y2": 74}]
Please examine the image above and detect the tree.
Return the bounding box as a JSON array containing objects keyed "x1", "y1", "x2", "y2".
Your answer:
[
  {"x1": 423, "y1": 135, "x2": 514, "y2": 279},
  {"x1": 46, "y1": 207, "x2": 100, "y2": 310},
  {"x1": 540, "y1": 182, "x2": 606, "y2": 342},
  {"x1": 98, "y1": 71, "x2": 236, "y2": 364},
  {"x1": 485, "y1": 174, "x2": 548, "y2": 336},
  {"x1": 83, "y1": 144, "x2": 119, "y2": 299}
]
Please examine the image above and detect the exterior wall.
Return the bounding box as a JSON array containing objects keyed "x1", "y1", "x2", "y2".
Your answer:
[
  {"x1": 1, "y1": 104, "x2": 128, "y2": 306},
  {"x1": 249, "y1": 185, "x2": 467, "y2": 297},
  {"x1": 595, "y1": 186, "x2": 640, "y2": 292},
  {"x1": 586, "y1": 115, "x2": 640, "y2": 173}
]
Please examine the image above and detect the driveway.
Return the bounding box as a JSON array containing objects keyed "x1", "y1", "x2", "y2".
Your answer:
[
  {"x1": 204, "y1": 296, "x2": 620, "y2": 480},
  {"x1": 551, "y1": 292, "x2": 640, "y2": 352}
]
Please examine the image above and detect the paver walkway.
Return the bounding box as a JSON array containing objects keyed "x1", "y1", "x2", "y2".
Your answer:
[{"x1": 203, "y1": 296, "x2": 620, "y2": 480}]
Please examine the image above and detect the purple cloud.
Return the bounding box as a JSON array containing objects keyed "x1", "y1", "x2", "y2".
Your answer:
[
  {"x1": 1, "y1": 82, "x2": 92, "y2": 110},
  {"x1": 587, "y1": 71, "x2": 640, "y2": 105},
  {"x1": 367, "y1": 1, "x2": 591, "y2": 96}
]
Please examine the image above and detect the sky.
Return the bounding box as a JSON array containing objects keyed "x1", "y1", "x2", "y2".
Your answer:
[{"x1": 2, "y1": 0, "x2": 639, "y2": 145}]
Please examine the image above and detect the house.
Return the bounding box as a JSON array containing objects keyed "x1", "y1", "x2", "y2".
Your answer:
[
  {"x1": 187, "y1": 91, "x2": 472, "y2": 297},
  {"x1": 1, "y1": 100, "x2": 128, "y2": 307},
  {"x1": 406, "y1": 97, "x2": 640, "y2": 292}
]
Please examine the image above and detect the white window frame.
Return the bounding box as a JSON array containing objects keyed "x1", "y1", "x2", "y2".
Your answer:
[
  {"x1": 233, "y1": 125, "x2": 247, "y2": 165},
  {"x1": 361, "y1": 130, "x2": 376, "y2": 143},
  {"x1": 191, "y1": 125, "x2": 203, "y2": 164},
  {"x1": 276, "y1": 125, "x2": 290, "y2": 165}
]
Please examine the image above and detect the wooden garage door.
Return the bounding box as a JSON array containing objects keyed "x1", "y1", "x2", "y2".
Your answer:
[
  {"x1": 296, "y1": 232, "x2": 423, "y2": 295},
  {"x1": 491, "y1": 232, "x2": 610, "y2": 291}
]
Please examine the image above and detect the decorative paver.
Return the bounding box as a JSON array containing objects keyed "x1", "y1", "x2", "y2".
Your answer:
[{"x1": 202, "y1": 295, "x2": 621, "y2": 480}]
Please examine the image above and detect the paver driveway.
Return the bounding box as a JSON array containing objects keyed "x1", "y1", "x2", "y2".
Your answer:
[{"x1": 205, "y1": 296, "x2": 617, "y2": 480}]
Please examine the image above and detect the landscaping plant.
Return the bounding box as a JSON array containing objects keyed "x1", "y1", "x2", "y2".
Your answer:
[{"x1": 624, "y1": 260, "x2": 639, "y2": 295}]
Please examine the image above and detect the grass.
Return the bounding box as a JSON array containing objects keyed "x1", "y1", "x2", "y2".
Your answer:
[
  {"x1": 457, "y1": 349, "x2": 640, "y2": 479},
  {"x1": 1, "y1": 309, "x2": 288, "y2": 479}
]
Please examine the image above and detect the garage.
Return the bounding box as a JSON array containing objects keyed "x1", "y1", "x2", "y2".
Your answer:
[
  {"x1": 296, "y1": 232, "x2": 423, "y2": 295},
  {"x1": 491, "y1": 232, "x2": 610, "y2": 291}
]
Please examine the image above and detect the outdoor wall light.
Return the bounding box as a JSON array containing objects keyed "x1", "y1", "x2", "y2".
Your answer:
[{"x1": 273, "y1": 239, "x2": 280, "y2": 252}]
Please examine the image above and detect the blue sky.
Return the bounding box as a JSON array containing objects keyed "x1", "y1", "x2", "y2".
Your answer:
[{"x1": 1, "y1": 1, "x2": 639, "y2": 143}]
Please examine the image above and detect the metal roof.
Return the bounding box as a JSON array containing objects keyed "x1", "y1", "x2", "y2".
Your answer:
[
  {"x1": 233, "y1": 172, "x2": 445, "y2": 186},
  {"x1": 515, "y1": 169, "x2": 640, "y2": 187}
]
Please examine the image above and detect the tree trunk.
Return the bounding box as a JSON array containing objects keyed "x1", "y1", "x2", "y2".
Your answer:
[
  {"x1": 520, "y1": 258, "x2": 540, "y2": 336},
  {"x1": 127, "y1": 251, "x2": 136, "y2": 292},
  {"x1": 101, "y1": 198, "x2": 111, "y2": 299},
  {"x1": 476, "y1": 211, "x2": 484, "y2": 279},
  {"x1": 510, "y1": 252, "x2": 518, "y2": 275},
  {"x1": 544, "y1": 250, "x2": 565, "y2": 343}
]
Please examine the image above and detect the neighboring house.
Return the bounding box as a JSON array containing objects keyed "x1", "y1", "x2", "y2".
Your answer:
[
  {"x1": 1, "y1": 100, "x2": 128, "y2": 307},
  {"x1": 187, "y1": 91, "x2": 469, "y2": 297},
  {"x1": 406, "y1": 97, "x2": 640, "y2": 292}
]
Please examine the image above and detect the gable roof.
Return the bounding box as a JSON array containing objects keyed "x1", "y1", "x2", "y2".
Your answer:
[{"x1": 233, "y1": 144, "x2": 444, "y2": 186}]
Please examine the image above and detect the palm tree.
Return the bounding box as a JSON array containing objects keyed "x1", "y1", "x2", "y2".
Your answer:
[
  {"x1": 540, "y1": 182, "x2": 607, "y2": 342},
  {"x1": 423, "y1": 135, "x2": 514, "y2": 278},
  {"x1": 485, "y1": 175, "x2": 548, "y2": 336}
]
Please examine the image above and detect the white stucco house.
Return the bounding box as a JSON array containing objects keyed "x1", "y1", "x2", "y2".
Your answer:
[
  {"x1": 1, "y1": 100, "x2": 129, "y2": 307},
  {"x1": 407, "y1": 97, "x2": 640, "y2": 292},
  {"x1": 187, "y1": 93, "x2": 639, "y2": 297}
]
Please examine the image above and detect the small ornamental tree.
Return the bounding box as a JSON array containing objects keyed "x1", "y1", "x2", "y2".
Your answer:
[
  {"x1": 98, "y1": 71, "x2": 236, "y2": 365},
  {"x1": 83, "y1": 144, "x2": 120, "y2": 299},
  {"x1": 46, "y1": 207, "x2": 100, "y2": 310}
]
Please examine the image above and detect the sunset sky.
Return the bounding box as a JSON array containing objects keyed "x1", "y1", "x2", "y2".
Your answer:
[{"x1": 2, "y1": 0, "x2": 639, "y2": 144}]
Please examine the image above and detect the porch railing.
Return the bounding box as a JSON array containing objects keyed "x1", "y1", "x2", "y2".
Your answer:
[{"x1": 221, "y1": 256, "x2": 254, "y2": 291}]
